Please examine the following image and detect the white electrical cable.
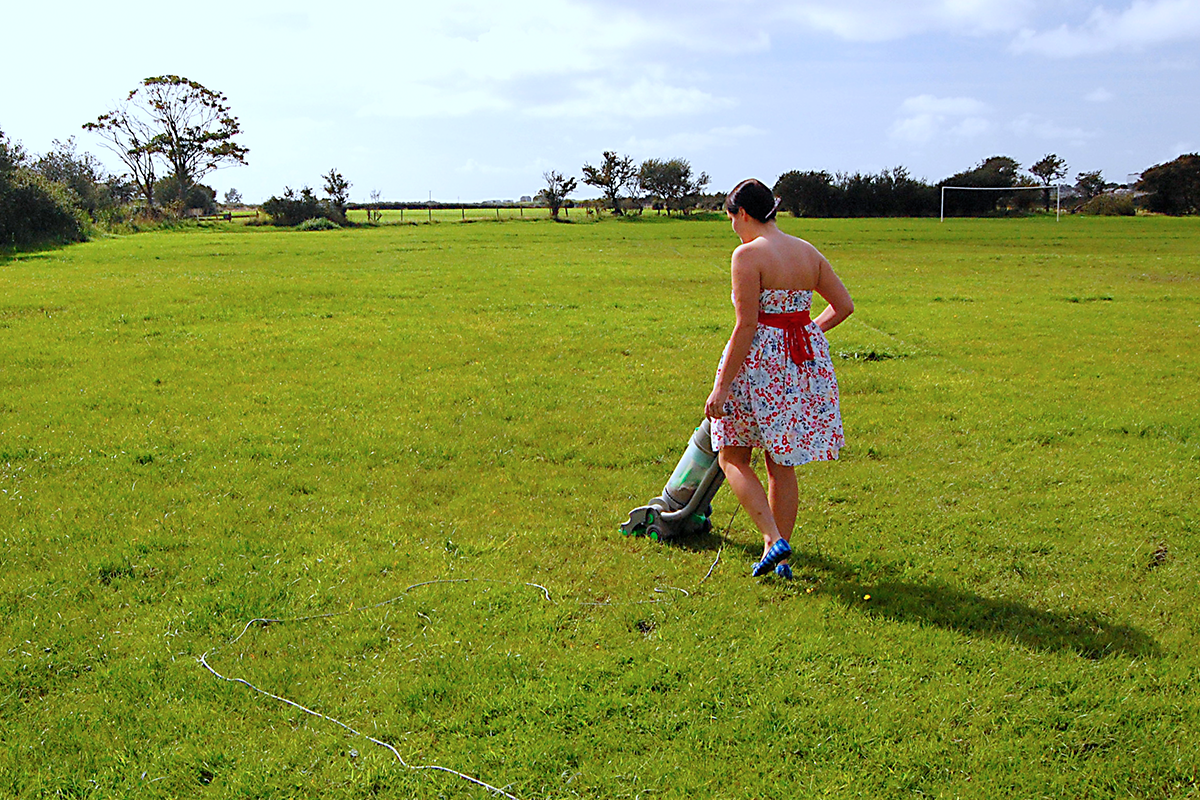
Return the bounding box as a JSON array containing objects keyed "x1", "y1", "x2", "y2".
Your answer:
[
  {"x1": 699, "y1": 506, "x2": 738, "y2": 585},
  {"x1": 199, "y1": 562, "x2": 730, "y2": 797},
  {"x1": 199, "y1": 579, "x2": 551, "y2": 799},
  {"x1": 198, "y1": 652, "x2": 521, "y2": 800}
]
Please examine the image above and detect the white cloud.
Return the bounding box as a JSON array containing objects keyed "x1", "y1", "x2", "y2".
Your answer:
[
  {"x1": 770, "y1": 0, "x2": 1035, "y2": 41},
  {"x1": 358, "y1": 85, "x2": 512, "y2": 119},
  {"x1": 455, "y1": 159, "x2": 527, "y2": 176},
  {"x1": 624, "y1": 125, "x2": 766, "y2": 156},
  {"x1": 889, "y1": 116, "x2": 939, "y2": 143},
  {"x1": 361, "y1": 74, "x2": 734, "y2": 123},
  {"x1": 1086, "y1": 87, "x2": 1115, "y2": 102},
  {"x1": 341, "y1": 1, "x2": 752, "y2": 123},
  {"x1": 585, "y1": 0, "x2": 1039, "y2": 46},
  {"x1": 1008, "y1": 113, "x2": 1095, "y2": 144},
  {"x1": 1012, "y1": 0, "x2": 1200, "y2": 56},
  {"x1": 585, "y1": 0, "x2": 774, "y2": 53},
  {"x1": 890, "y1": 95, "x2": 992, "y2": 144},
  {"x1": 340, "y1": 2, "x2": 665, "y2": 82},
  {"x1": 527, "y1": 79, "x2": 734, "y2": 120},
  {"x1": 900, "y1": 95, "x2": 991, "y2": 116},
  {"x1": 950, "y1": 116, "x2": 992, "y2": 138}
]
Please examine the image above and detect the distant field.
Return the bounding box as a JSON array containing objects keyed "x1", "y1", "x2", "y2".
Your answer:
[
  {"x1": 1, "y1": 215, "x2": 1197, "y2": 798},
  {"x1": 345, "y1": 206, "x2": 578, "y2": 224}
]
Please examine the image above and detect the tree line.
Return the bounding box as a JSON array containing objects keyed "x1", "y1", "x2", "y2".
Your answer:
[
  {"x1": 5, "y1": 73, "x2": 1200, "y2": 247},
  {"x1": 538, "y1": 150, "x2": 1200, "y2": 220},
  {"x1": 774, "y1": 154, "x2": 1116, "y2": 218},
  {"x1": 537, "y1": 153, "x2": 711, "y2": 219},
  {"x1": 770, "y1": 152, "x2": 1198, "y2": 218},
  {"x1": 3, "y1": 75, "x2": 250, "y2": 247}
]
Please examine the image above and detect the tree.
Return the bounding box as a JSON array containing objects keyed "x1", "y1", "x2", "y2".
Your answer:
[
  {"x1": 1029, "y1": 153, "x2": 1068, "y2": 211},
  {"x1": 107, "y1": 175, "x2": 138, "y2": 205},
  {"x1": 884, "y1": 166, "x2": 939, "y2": 217},
  {"x1": 775, "y1": 167, "x2": 939, "y2": 218},
  {"x1": 625, "y1": 171, "x2": 645, "y2": 214},
  {"x1": 840, "y1": 171, "x2": 895, "y2": 217},
  {"x1": 638, "y1": 158, "x2": 710, "y2": 214},
  {"x1": 32, "y1": 137, "x2": 114, "y2": 219},
  {"x1": 262, "y1": 186, "x2": 325, "y2": 226},
  {"x1": 0, "y1": 128, "x2": 27, "y2": 173},
  {"x1": 323, "y1": 169, "x2": 351, "y2": 218},
  {"x1": 367, "y1": 190, "x2": 383, "y2": 224},
  {"x1": 84, "y1": 75, "x2": 248, "y2": 212},
  {"x1": 1074, "y1": 170, "x2": 1106, "y2": 202},
  {"x1": 83, "y1": 99, "x2": 159, "y2": 209},
  {"x1": 537, "y1": 170, "x2": 577, "y2": 219},
  {"x1": 155, "y1": 176, "x2": 216, "y2": 214},
  {"x1": 638, "y1": 160, "x2": 668, "y2": 212},
  {"x1": 775, "y1": 170, "x2": 835, "y2": 217},
  {"x1": 582, "y1": 151, "x2": 637, "y2": 215},
  {"x1": 679, "y1": 162, "x2": 711, "y2": 214},
  {"x1": 142, "y1": 76, "x2": 248, "y2": 198},
  {"x1": 223, "y1": 187, "x2": 243, "y2": 206},
  {"x1": 1, "y1": 128, "x2": 86, "y2": 246},
  {"x1": 1080, "y1": 193, "x2": 1135, "y2": 216},
  {"x1": 940, "y1": 156, "x2": 1021, "y2": 216},
  {"x1": 1137, "y1": 154, "x2": 1200, "y2": 215},
  {"x1": 971, "y1": 156, "x2": 1021, "y2": 185}
]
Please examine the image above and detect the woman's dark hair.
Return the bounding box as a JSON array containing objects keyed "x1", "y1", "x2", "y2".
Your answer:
[{"x1": 725, "y1": 178, "x2": 779, "y2": 222}]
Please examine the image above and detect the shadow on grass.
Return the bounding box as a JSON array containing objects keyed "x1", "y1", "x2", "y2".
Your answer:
[
  {"x1": 676, "y1": 532, "x2": 1162, "y2": 660},
  {"x1": 0, "y1": 239, "x2": 74, "y2": 265}
]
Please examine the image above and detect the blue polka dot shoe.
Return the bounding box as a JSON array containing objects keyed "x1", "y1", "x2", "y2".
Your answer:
[{"x1": 752, "y1": 538, "x2": 791, "y2": 577}]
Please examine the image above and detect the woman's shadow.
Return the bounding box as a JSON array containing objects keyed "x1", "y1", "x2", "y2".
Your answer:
[{"x1": 676, "y1": 533, "x2": 1162, "y2": 660}]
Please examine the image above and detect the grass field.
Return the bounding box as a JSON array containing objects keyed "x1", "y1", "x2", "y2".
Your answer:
[{"x1": 1, "y1": 214, "x2": 1198, "y2": 798}]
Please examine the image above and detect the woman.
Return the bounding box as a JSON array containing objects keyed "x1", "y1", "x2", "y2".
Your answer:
[{"x1": 705, "y1": 179, "x2": 854, "y2": 579}]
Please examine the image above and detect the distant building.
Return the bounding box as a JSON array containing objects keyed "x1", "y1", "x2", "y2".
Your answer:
[{"x1": 520, "y1": 195, "x2": 532, "y2": 203}]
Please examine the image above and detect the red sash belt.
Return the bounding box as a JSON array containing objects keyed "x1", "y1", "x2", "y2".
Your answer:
[{"x1": 758, "y1": 310, "x2": 814, "y2": 365}]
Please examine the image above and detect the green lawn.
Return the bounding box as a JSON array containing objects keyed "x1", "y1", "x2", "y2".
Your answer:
[{"x1": 1, "y1": 214, "x2": 1197, "y2": 798}]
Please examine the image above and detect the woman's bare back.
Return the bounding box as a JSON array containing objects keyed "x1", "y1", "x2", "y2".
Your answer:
[{"x1": 736, "y1": 230, "x2": 829, "y2": 291}]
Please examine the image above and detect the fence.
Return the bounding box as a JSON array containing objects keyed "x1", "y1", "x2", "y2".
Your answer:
[
  {"x1": 197, "y1": 210, "x2": 261, "y2": 222},
  {"x1": 345, "y1": 205, "x2": 574, "y2": 224}
]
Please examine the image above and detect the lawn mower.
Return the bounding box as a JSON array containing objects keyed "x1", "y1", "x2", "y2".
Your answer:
[{"x1": 620, "y1": 418, "x2": 724, "y2": 541}]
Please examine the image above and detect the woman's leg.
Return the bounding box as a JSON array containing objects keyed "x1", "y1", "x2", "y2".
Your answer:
[
  {"x1": 718, "y1": 445, "x2": 783, "y2": 556},
  {"x1": 764, "y1": 455, "x2": 798, "y2": 564}
]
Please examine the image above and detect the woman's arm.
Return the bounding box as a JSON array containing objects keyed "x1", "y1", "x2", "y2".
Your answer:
[
  {"x1": 812, "y1": 257, "x2": 854, "y2": 333},
  {"x1": 705, "y1": 249, "x2": 760, "y2": 419}
]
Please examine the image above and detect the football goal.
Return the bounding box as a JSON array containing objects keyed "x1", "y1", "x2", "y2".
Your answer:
[{"x1": 940, "y1": 184, "x2": 1063, "y2": 221}]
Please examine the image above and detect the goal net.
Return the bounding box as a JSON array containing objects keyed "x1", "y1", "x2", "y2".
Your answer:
[{"x1": 940, "y1": 184, "x2": 1062, "y2": 221}]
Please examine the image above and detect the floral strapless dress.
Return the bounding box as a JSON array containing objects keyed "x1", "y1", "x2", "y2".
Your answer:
[{"x1": 711, "y1": 289, "x2": 843, "y2": 466}]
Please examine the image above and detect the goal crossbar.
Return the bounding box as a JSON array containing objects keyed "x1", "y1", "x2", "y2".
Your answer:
[{"x1": 940, "y1": 184, "x2": 1062, "y2": 221}]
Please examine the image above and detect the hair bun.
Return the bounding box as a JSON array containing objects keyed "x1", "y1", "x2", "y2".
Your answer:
[{"x1": 725, "y1": 178, "x2": 778, "y2": 223}]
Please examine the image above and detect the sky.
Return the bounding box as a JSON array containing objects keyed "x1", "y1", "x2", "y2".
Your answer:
[{"x1": 3, "y1": 0, "x2": 1199, "y2": 203}]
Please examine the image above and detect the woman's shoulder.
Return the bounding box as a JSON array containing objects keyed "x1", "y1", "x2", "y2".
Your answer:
[
  {"x1": 785, "y1": 234, "x2": 829, "y2": 267},
  {"x1": 737, "y1": 231, "x2": 820, "y2": 262},
  {"x1": 730, "y1": 237, "x2": 766, "y2": 267},
  {"x1": 732, "y1": 234, "x2": 780, "y2": 260},
  {"x1": 782, "y1": 231, "x2": 822, "y2": 254}
]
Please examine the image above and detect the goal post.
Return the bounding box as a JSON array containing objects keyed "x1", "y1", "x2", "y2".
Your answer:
[{"x1": 940, "y1": 184, "x2": 1062, "y2": 221}]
